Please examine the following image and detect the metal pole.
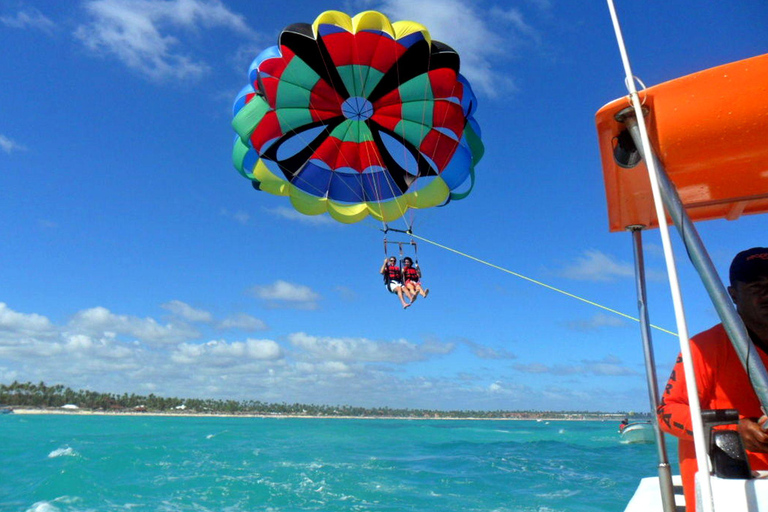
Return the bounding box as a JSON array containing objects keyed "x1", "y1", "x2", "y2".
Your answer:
[
  {"x1": 605, "y1": 3, "x2": 713, "y2": 507},
  {"x1": 623, "y1": 114, "x2": 768, "y2": 411},
  {"x1": 630, "y1": 227, "x2": 676, "y2": 512}
]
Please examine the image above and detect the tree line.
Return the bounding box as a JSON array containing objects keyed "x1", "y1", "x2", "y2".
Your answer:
[{"x1": 0, "y1": 381, "x2": 645, "y2": 419}]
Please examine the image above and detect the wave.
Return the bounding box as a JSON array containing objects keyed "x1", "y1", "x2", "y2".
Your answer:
[
  {"x1": 25, "y1": 501, "x2": 60, "y2": 512},
  {"x1": 206, "y1": 429, "x2": 229, "y2": 439},
  {"x1": 25, "y1": 496, "x2": 80, "y2": 512},
  {"x1": 47, "y1": 446, "x2": 78, "y2": 459}
]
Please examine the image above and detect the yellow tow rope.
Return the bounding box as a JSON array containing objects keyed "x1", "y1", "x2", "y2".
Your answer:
[{"x1": 410, "y1": 232, "x2": 677, "y2": 337}]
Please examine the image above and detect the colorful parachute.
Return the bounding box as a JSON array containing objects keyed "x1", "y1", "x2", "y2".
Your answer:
[{"x1": 232, "y1": 10, "x2": 483, "y2": 224}]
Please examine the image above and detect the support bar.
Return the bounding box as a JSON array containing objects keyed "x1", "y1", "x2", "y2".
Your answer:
[{"x1": 630, "y1": 227, "x2": 676, "y2": 512}]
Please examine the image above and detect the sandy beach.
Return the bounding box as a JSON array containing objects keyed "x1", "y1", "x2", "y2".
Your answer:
[{"x1": 6, "y1": 407, "x2": 626, "y2": 421}]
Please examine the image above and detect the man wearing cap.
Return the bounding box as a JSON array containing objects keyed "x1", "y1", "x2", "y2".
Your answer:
[{"x1": 657, "y1": 247, "x2": 768, "y2": 511}]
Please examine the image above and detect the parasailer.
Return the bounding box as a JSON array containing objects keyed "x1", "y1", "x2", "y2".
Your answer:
[
  {"x1": 402, "y1": 257, "x2": 429, "y2": 303},
  {"x1": 231, "y1": 10, "x2": 483, "y2": 225},
  {"x1": 379, "y1": 256, "x2": 410, "y2": 309}
]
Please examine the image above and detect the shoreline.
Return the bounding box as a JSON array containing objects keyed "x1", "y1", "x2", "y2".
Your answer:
[{"x1": 6, "y1": 408, "x2": 634, "y2": 421}]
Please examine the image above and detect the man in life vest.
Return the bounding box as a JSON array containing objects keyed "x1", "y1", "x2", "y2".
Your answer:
[
  {"x1": 657, "y1": 247, "x2": 768, "y2": 511},
  {"x1": 619, "y1": 418, "x2": 629, "y2": 433},
  {"x1": 380, "y1": 257, "x2": 411, "y2": 309},
  {"x1": 402, "y1": 257, "x2": 429, "y2": 303}
]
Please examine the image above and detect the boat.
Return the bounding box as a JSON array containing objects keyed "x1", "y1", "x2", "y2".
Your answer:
[
  {"x1": 619, "y1": 422, "x2": 654, "y2": 444},
  {"x1": 596, "y1": 3, "x2": 768, "y2": 511},
  {"x1": 0, "y1": 407, "x2": 12, "y2": 414}
]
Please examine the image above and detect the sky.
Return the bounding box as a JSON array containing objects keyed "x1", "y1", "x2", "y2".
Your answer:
[{"x1": 1, "y1": 0, "x2": 767, "y2": 412}]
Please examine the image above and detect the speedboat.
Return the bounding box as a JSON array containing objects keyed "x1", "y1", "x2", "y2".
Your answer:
[
  {"x1": 596, "y1": 3, "x2": 768, "y2": 511},
  {"x1": 620, "y1": 422, "x2": 654, "y2": 444}
]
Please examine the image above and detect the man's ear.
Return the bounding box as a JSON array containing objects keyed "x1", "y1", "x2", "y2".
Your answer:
[{"x1": 728, "y1": 285, "x2": 737, "y2": 304}]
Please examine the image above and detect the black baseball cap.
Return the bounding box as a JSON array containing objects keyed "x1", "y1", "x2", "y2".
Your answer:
[{"x1": 729, "y1": 247, "x2": 768, "y2": 285}]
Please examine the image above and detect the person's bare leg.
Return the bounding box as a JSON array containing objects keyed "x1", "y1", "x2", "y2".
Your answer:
[
  {"x1": 396, "y1": 287, "x2": 410, "y2": 308},
  {"x1": 408, "y1": 286, "x2": 418, "y2": 305}
]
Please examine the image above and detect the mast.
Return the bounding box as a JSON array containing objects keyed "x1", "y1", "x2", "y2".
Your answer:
[{"x1": 629, "y1": 227, "x2": 676, "y2": 512}]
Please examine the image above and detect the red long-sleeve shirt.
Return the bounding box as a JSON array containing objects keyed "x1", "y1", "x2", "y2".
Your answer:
[{"x1": 657, "y1": 323, "x2": 768, "y2": 511}]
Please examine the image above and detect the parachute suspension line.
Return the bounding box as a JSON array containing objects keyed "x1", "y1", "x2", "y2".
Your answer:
[{"x1": 411, "y1": 232, "x2": 677, "y2": 337}]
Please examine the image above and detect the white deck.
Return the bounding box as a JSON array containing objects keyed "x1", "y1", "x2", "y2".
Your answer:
[
  {"x1": 624, "y1": 475, "x2": 684, "y2": 512},
  {"x1": 625, "y1": 474, "x2": 768, "y2": 512}
]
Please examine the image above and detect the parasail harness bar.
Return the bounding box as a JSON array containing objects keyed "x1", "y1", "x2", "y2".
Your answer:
[{"x1": 382, "y1": 225, "x2": 419, "y2": 265}]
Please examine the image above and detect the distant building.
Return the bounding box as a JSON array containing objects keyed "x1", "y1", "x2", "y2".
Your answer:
[{"x1": 61, "y1": 404, "x2": 79, "y2": 410}]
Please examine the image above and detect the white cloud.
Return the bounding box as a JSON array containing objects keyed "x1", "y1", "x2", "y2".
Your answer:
[
  {"x1": 0, "y1": 303, "x2": 56, "y2": 338},
  {"x1": 565, "y1": 313, "x2": 628, "y2": 332},
  {"x1": 514, "y1": 355, "x2": 637, "y2": 377},
  {"x1": 161, "y1": 300, "x2": 213, "y2": 323},
  {"x1": 0, "y1": 7, "x2": 55, "y2": 33},
  {"x1": 460, "y1": 338, "x2": 516, "y2": 360},
  {"x1": 294, "y1": 360, "x2": 354, "y2": 377},
  {"x1": 63, "y1": 333, "x2": 133, "y2": 359},
  {"x1": 74, "y1": 0, "x2": 249, "y2": 81},
  {"x1": 218, "y1": 313, "x2": 268, "y2": 331},
  {"x1": 250, "y1": 280, "x2": 321, "y2": 310},
  {"x1": 558, "y1": 249, "x2": 635, "y2": 282},
  {"x1": 369, "y1": 0, "x2": 545, "y2": 97},
  {"x1": 581, "y1": 355, "x2": 638, "y2": 376},
  {"x1": 512, "y1": 363, "x2": 550, "y2": 374},
  {"x1": 0, "y1": 135, "x2": 28, "y2": 155},
  {"x1": 265, "y1": 207, "x2": 337, "y2": 226},
  {"x1": 0, "y1": 300, "x2": 646, "y2": 411},
  {"x1": 288, "y1": 332, "x2": 454, "y2": 364},
  {"x1": 486, "y1": 381, "x2": 529, "y2": 398},
  {"x1": 334, "y1": 286, "x2": 358, "y2": 302},
  {"x1": 172, "y1": 338, "x2": 283, "y2": 364},
  {"x1": 68, "y1": 306, "x2": 199, "y2": 345},
  {"x1": 220, "y1": 208, "x2": 251, "y2": 225}
]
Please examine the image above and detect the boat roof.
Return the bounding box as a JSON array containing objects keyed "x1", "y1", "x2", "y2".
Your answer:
[{"x1": 595, "y1": 53, "x2": 768, "y2": 232}]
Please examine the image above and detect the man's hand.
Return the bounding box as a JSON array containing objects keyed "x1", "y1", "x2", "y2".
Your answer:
[{"x1": 738, "y1": 416, "x2": 768, "y2": 452}]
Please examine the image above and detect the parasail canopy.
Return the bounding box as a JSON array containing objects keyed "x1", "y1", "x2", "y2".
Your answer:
[{"x1": 232, "y1": 10, "x2": 483, "y2": 224}]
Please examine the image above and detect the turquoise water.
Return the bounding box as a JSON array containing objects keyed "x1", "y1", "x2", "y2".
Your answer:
[{"x1": 1, "y1": 416, "x2": 677, "y2": 511}]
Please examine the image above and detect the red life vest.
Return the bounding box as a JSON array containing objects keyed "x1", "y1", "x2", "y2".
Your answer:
[
  {"x1": 385, "y1": 265, "x2": 402, "y2": 282},
  {"x1": 404, "y1": 267, "x2": 419, "y2": 282}
]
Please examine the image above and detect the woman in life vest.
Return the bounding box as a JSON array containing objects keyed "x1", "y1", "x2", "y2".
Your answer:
[
  {"x1": 380, "y1": 257, "x2": 411, "y2": 309},
  {"x1": 402, "y1": 257, "x2": 429, "y2": 302}
]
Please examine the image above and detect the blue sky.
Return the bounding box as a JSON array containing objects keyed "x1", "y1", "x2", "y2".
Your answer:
[{"x1": 1, "y1": 0, "x2": 766, "y2": 412}]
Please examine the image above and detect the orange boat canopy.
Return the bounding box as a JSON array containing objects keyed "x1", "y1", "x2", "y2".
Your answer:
[{"x1": 595, "y1": 53, "x2": 768, "y2": 232}]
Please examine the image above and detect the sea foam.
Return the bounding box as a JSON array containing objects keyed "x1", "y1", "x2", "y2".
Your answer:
[
  {"x1": 25, "y1": 501, "x2": 60, "y2": 512},
  {"x1": 47, "y1": 446, "x2": 78, "y2": 458}
]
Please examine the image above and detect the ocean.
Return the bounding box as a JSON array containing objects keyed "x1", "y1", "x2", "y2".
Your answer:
[{"x1": 1, "y1": 415, "x2": 677, "y2": 512}]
